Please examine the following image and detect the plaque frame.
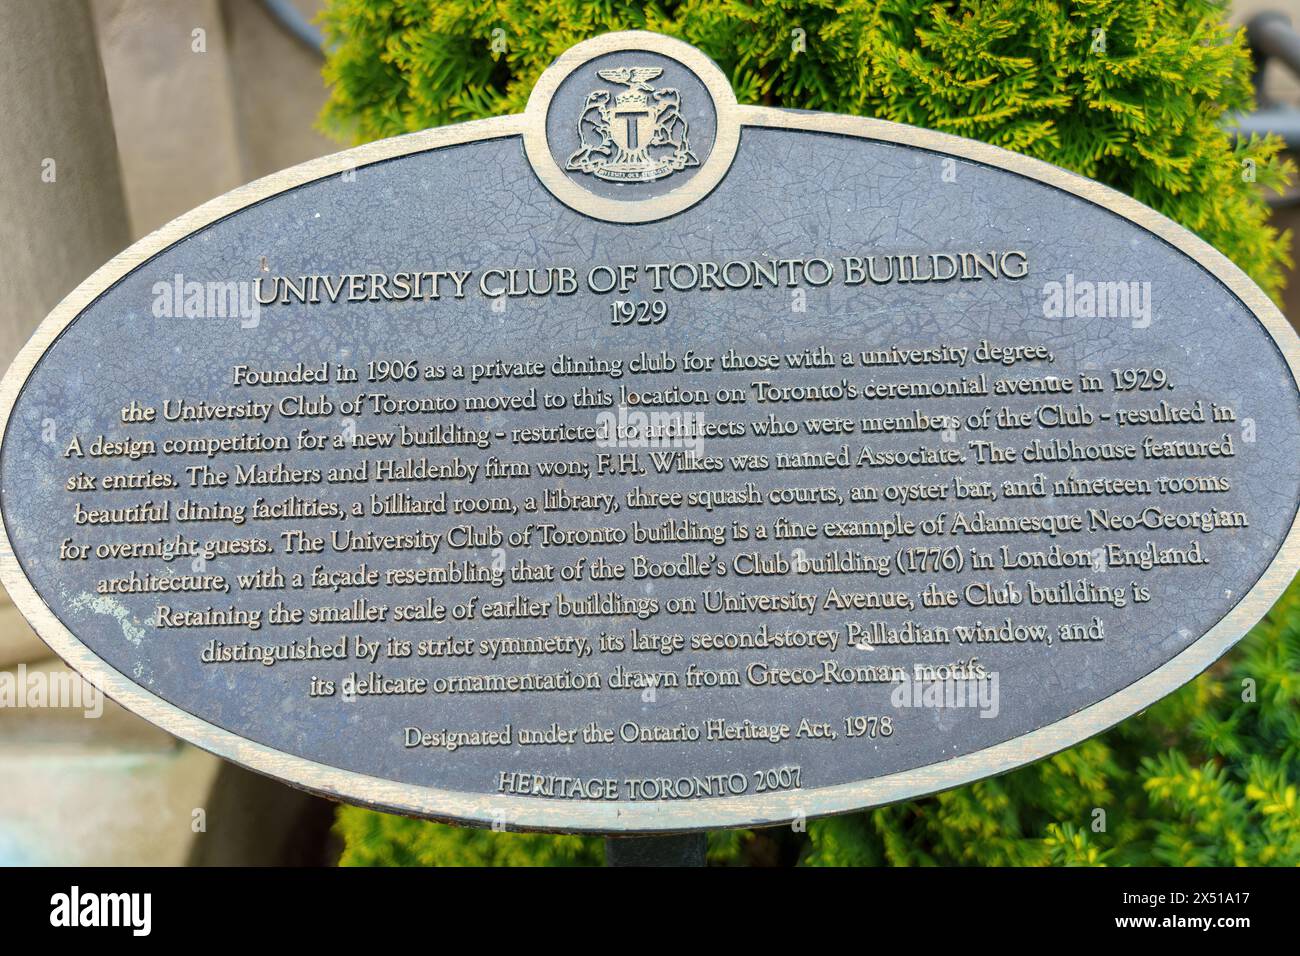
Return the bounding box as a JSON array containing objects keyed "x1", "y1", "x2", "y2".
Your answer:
[{"x1": 2, "y1": 32, "x2": 1297, "y2": 834}]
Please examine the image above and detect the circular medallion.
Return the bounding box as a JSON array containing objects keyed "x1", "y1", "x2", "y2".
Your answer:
[{"x1": 523, "y1": 31, "x2": 740, "y2": 223}]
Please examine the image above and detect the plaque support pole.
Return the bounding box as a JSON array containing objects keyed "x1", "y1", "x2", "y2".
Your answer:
[{"x1": 603, "y1": 833, "x2": 707, "y2": 867}]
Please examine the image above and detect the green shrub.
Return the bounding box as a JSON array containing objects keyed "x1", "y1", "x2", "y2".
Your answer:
[{"x1": 322, "y1": 0, "x2": 1299, "y2": 865}]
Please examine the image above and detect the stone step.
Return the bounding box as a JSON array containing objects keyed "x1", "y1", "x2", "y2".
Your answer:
[
  {"x1": 0, "y1": 656, "x2": 174, "y2": 750},
  {"x1": 0, "y1": 593, "x2": 52, "y2": 668},
  {"x1": 0, "y1": 657, "x2": 221, "y2": 865}
]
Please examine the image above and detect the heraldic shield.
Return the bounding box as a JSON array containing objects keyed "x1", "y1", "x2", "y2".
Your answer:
[{"x1": 566, "y1": 66, "x2": 700, "y2": 182}]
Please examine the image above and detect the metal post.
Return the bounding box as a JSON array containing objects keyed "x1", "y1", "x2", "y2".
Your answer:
[{"x1": 604, "y1": 833, "x2": 707, "y2": 867}]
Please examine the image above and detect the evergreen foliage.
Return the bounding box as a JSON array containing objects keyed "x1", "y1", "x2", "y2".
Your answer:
[{"x1": 323, "y1": 0, "x2": 1299, "y2": 866}]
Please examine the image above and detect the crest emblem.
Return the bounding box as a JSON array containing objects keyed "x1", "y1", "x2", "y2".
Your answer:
[{"x1": 566, "y1": 67, "x2": 699, "y2": 182}]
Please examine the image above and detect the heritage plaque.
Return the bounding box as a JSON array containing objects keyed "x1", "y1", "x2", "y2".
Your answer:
[{"x1": 2, "y1": 32, "x2": 1298, "y2": 832}]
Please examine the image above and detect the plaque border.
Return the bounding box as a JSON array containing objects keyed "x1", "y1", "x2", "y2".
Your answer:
[{"x1": 2, "y1": 33, "x2": 1299, "y2": 834}]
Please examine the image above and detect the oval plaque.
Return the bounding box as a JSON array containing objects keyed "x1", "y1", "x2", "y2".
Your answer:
[{"x1": 3, "y1": 32, "x2": 1298, "y2": 832}]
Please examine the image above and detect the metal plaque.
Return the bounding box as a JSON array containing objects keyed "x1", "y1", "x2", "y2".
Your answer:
[{"x1": 2, "y1": 32, "x2": 1298, "y2": 832}]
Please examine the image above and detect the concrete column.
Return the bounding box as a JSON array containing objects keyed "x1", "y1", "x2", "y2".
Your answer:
[
  {"x1": 91, "y1": 0, "x2": 247, "y2": 236},
  {"x1": 0, "y1": 0, "x2": 131, "y2": 663},
  {"x1": 0, "y1": 0, "x2": 131, "y2": 357}
]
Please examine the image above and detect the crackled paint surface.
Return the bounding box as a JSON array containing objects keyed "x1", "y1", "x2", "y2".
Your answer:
[{"x1": 2, "y1": 113, "x2": 1298, "y2": 824}]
